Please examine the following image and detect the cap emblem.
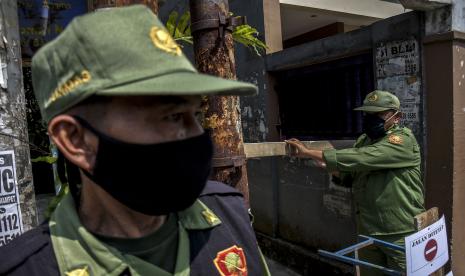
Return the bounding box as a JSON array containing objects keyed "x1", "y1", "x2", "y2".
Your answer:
[
  {"x1": 367, "y1": 94, "x2": 378, "y2": 102},
  {"x1": 150, "y1": 26, "x2": 182, "y2": 56}
]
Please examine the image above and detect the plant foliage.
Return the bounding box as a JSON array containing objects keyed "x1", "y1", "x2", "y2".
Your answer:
[{"x1": 166, "y1": 10, "x2": 267, "y2": 56}]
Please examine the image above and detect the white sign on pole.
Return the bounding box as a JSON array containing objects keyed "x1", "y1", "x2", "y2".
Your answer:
[
  {"x1": 0, "y1": 151, "x2": 23, "y2": 246},
  {"x1": 405, "y1": 215, "x2": 449, "y2": 276}
]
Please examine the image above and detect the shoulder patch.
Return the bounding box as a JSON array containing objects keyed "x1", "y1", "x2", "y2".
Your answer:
[
  {"x1": 388, "y1": 134, "x2": 403, "y2": 145},
  {"x1": 214, "y1": 245, "x2": 248, "y2": 276}
]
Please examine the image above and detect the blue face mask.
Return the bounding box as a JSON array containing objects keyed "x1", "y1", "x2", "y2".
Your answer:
[{"x1": 74, "y1": 116, "x2": 213, "y2": 216}]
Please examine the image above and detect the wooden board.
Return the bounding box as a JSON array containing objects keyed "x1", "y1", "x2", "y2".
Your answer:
[
  {"x1": 243, "y1": 141, "x2": 334, "y2": 158},
  {"x1": 414, "y1": 207, "x2": 439, "y2": 230}
]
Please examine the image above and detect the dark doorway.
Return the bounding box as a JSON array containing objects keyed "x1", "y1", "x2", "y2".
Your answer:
[{"x1": 275, "y1": 53, "x2": 374, "y2": 140}]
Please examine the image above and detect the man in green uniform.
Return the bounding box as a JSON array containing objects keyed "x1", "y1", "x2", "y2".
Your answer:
[
  {"x1": 285, "y1": 90, "x2": 425, "y2": 275},
  {"x1": 0, "y1": 5, "x2": 270, "y2": 276}
]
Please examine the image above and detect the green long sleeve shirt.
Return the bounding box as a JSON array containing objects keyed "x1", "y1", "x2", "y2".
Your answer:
[{"x1": 323, "y1": 125, "x2": 425, "y2": 235}]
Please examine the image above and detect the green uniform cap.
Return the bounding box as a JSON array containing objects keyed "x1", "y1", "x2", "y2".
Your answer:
[
  {"x1": 32, "y1": 5, "x2": 257, "y2": 122},
  {"x1": 353, "y1": 90, "x2": 400, "y2": 112}
]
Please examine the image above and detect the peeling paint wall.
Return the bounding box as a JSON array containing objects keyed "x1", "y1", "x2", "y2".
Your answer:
[
  {"x1": 0, "y1": 1, "x2": 37, "y2": 234},
  {"x1": 451, "y1": 0, "x2": 465, "y2": 32},
  {"x1": 376, "y1": 39, "x2": 423, "y2": 137},
  {"x1": 425, "y1": 0, "x2": 465, "y2": 35},
  {"x1": 229, "y1": 0, "x2": 270, "y2": 143},
  {"x1": 372, "y1": 12, "x2": 425, "y2": 151}
]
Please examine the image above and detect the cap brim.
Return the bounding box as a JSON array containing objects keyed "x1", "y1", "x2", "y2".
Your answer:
[
  {"x1": 353, "y1": 106, "x2": 391, "y2": 112},
  {"x1": 98, "y1": 71, "x2": 257, "y2": 97}
]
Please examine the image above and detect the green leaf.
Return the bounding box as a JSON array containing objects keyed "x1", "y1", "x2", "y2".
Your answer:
[
  {"x1": 232, "y1": 24, "x2": 267, "y2": 56},
  {"x1": 167, "y1": 10, "x2": 193, "y2": 46},
  {"x1": 174, "y1": 36, "x2": 193, "y2": 44},
  {"x1": 166, "y1": 11, "x2": 179, "y2": 36},
  {"x1": 31, "y1": 155, "x2": 57, "y2": 164},
  {"x1": 175, "y1": 11, "x2": 191, "y2": 38},
  {"x1": 164, "y1": 10, "x2": 267, "y2": 57}
]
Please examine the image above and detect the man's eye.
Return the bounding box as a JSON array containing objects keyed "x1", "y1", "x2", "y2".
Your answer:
[{"x1": 164, "y1": 113, "x2": 183, "y2": 122}]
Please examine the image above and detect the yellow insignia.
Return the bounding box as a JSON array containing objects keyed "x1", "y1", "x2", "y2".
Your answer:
[
  {"x1": 150, "y1": 26, "x2": 182, "y2": 56},
  {"x1": 65, "y1": 266, "x2": 89, "y2": 276},
  {"x1": 214, "y1": 245, "x2": 248, "y2": 276},
  {"x1": 388, "y1": 135, "x2": 403, "y2": 145},
  {"x1": 202, "y1": 209, "x2": 220, "y2": 225},
  {"x1": 367, "y1": 93, "x2": 378, "y2": 102}
]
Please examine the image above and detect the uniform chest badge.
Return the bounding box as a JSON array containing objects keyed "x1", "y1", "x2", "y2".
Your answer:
[
  {"x1": 65, "y1": 266, "x2": 89, "y2": 276},
  {"x1": 388, "y1": 134, "x2": 403, "y2": 145},
  {"x1": 214, "y1": 245, "x2": 248, "y2": 276},
  {"x1": 150, "y1": 26, "x2": 182, "y2": 56}
]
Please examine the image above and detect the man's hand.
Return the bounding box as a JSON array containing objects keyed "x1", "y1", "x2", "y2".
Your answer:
[
  {"x1": 285, "y1": 139, "x2": 327, "y2": 169},
  {"x1": 285, "y1": 138, "x2": 310, "y2": 158}
]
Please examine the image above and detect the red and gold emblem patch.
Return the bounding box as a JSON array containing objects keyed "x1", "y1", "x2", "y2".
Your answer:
[
  {"x1": 214, "y1": 245, "x2": 248, "y2": 276},
  {"x1": 388, "y1": 134, "x2": 403, "y2": 145}
]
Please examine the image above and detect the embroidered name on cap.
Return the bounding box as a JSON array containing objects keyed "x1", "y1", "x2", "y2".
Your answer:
[
  {"x1": 45, "y1": 70, "x2": 92, "y2": 107},
  {"x1": 150, "y1": 26, "x2": 182, "y2": 56}
]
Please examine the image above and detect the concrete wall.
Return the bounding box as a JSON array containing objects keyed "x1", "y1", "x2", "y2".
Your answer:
[
  {"x1": 373, "y1": 11, "x2": 425, "y2": 147},
  {"x1": 424, "y1": 31, "x2": 465, "y2": 275},
  {"x1": 248, "y1": 141, "x2": 357, "y2": 251}
]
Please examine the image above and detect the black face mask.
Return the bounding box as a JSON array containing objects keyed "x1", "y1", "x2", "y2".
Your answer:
[
  {"x1": 362, "y1": 113, "x2": 387, "y2": 140},
  {"x1": 74, "y1": 116, "x2": 213, "y2": 216}
]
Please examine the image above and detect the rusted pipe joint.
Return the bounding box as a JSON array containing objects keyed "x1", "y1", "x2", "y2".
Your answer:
[{"x1": 191, "y1": 13, "x2": 247, "y2": 38}]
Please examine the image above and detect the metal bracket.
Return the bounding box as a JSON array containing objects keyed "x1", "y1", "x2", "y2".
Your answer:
[
  {"x1": 212, "y1": 155, "x2": 246, "y2": 168},
  {"x1": 191, "y1": 13, "x2": 247, "y2": 38},
  {"x1": 318, "y1": 235, "x2": 405, "y2": 276}
]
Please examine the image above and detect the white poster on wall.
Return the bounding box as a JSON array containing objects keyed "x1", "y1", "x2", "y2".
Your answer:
[
  {"x1": 0, "y1": 151, "x2": 23, "y2": 246},
  {"x1": 405, "y1": 216, "x2": 449, "y2": 276}
]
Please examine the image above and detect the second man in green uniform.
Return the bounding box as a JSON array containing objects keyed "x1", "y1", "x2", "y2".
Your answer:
[{"x1": 286, "y1": 90, "x2": 425, "y2": 275}]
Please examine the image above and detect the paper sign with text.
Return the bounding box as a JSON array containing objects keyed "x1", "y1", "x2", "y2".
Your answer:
[
  {"x1": 405, "y1": 215, "x2": 448, "y2": 276},
  {"x1": 0, "y1": 151, "x2": 23, "y2": 247}
]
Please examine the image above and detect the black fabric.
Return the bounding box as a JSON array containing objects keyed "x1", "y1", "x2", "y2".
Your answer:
[
  {"x1": 74, "y1": 116, "x2": 213, "y2": 216},
  {"x1": 0, "y1": 223, "x2": 59, "y2": 276},
  {"x1": 190, "y1": 181, "x2": 263, "y2": 276},
  {"x1": 0, "y1": 181, "x2": 263, "y2": 276}
]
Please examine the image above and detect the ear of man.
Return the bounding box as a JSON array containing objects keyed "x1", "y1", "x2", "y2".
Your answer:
[{"x1": 48, "y1": 114, "x2": 98, "y2": 173}]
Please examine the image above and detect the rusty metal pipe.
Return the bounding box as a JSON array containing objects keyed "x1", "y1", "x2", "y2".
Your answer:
[{"x1": 189, "y1": 0, "x2": 250, "y2": 205}]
